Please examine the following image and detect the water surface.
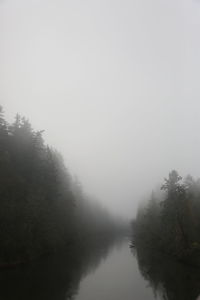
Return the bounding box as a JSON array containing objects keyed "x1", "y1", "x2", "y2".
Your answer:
[
  {"x1": 75, "y1": 238, "x2": 155, "y2": 300},
  {"x1": 1, "y1": 237, "x2": 200, "y2": 300}
]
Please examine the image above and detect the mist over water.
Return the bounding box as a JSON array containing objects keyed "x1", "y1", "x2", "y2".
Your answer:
[{"x1": 1, "y1": 1, "x2": 200, "y2": 299}]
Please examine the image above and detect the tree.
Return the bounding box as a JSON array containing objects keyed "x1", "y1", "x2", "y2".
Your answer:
[
  {"x1": 161, "y1": 170, "x2": 182, "y2": 193},
  {"x1": 161, "y1": 170, "x2": 190, "y2": 255}
]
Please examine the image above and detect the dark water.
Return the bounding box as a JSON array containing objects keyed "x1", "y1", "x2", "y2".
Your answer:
[
  {"x1": 0, "y1": 238, "x2": 200, "y2": 300},
  {"x1": 75, "y1": 238, "x2": 155, "y2": 300}
]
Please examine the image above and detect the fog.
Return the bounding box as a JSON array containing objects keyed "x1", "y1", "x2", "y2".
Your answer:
[{"x1": 1, "y1": 0, "x2": 200, "y2": 218}]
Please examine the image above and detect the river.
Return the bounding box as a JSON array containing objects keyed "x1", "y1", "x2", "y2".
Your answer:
[
  {"x1": 75, "y1": 238, "x2": 155, "y2": 300},
  {"x1": 0, "y1": 237, "x2": 200, "y2": 300}
]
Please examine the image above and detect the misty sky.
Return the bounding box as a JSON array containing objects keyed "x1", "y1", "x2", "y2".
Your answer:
[{"x1": 1, "y1": 0, "x2": 200, "y2": 218}]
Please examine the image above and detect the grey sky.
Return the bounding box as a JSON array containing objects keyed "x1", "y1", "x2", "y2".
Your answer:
[{"x1": 1, "y1": 0, "x2": 200, "y2": 217}]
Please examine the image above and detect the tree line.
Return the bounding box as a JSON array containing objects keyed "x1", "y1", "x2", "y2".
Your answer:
[
  {"x1": 132, "y1": 170, "x2": 200, "y2": 265},
  {"x1": 0, "y1": 106, "x2": 125, "y2": 265}
]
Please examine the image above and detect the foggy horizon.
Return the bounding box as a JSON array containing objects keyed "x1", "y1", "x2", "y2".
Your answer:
[{"x1": 1, "y1": 0, "x2": 200, "y2": 218}]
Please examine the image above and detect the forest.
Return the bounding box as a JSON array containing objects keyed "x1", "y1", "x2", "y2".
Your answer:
[
  {"x1": 0, "y1": 106, "x2": 126, "y2": 265},
  {"x1": 132, "y1": 170, "x2": 200, "y2": 266}
]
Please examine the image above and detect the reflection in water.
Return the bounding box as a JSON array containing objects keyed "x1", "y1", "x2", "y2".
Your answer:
[
  {"x1": 2, "y1": 237, "x2": 199, "y2": 300},
  {"x1": 0, "y1": 237, "x2": 119, "y2": 300},
  {"x1": 133, "y1": 244, "x2": 200, "y2": 300}
]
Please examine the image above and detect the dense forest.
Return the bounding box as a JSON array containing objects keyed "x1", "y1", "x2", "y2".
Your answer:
[
  {"x1": 0, "y1": 106, "x2": 125, "y2": 265},
  {"x1": 132, "y1": 170, "x2": 200, "y2": 265}
]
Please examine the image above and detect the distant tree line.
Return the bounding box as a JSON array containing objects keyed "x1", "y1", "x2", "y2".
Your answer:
[
  {"x1": 0, "y1": 106, "x2": 125, "y2": 265},
  {"x1": 132, "y1": 170, "x2": 200, "y2": 265}
]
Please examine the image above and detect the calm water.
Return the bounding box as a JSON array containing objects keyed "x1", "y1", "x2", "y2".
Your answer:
[
  {"x1": 75, "y1": 238, "x2": 155, "y2": 300},
  {"x1": 0, "y1": 237, "x2": 200, "y2": 300}
]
